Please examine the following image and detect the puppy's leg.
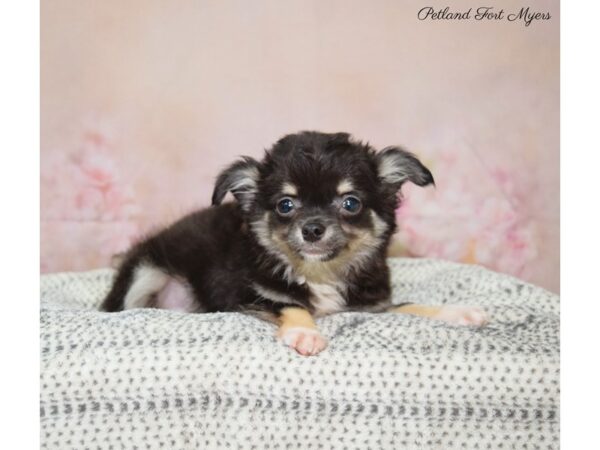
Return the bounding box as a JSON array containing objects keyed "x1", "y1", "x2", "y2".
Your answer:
[
  {"x1": 122, "y1": 265, "x2": 170, "y2": 310},
  {"x1": 391, "y1": 304, "x2": 488, "y2": 326},
  {"x1": 102, "y1": 255, "x2": 171, "y2": 312},
  {"x1": 277, "y1": 307, "x2": 328, "y2": 356},
  {"x1": 101, "y1": 256, "x2": 140, "y2": 312}
]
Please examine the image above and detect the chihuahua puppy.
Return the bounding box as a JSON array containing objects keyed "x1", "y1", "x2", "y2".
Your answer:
[{"x1": 101, "y1": 131, "x2": 487, "y2": 355}]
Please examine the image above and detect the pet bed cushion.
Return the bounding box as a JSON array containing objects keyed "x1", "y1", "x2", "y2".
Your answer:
[{"x1": 40, "y1": 258, "x2": 559, "y2": 449}]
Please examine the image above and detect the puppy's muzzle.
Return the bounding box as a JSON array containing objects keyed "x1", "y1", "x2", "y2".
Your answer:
[{"x1": 302, "y1": 222, "x2": 326, "y2": 242}]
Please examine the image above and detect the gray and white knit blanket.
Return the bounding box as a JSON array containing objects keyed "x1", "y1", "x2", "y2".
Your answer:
[{"x1": 40, "y1": 258, "x2": 559, "y2": 449}]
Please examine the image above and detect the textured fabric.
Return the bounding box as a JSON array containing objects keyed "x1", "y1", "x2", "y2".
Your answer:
[{"x1": 40, "y1": 258, "x2": 560, "y2": 449}]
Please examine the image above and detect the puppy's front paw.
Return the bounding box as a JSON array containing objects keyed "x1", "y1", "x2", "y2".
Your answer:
[
  {"x1": 279, "y1": 327, "x2": 328, "y2": 356},
  {"x1": 434, "y1": 305, "x2": 489, "y2": 326}
]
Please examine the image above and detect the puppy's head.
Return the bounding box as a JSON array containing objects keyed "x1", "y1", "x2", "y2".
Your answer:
[{"x1": 212, "y1": 131, "x2": 433, "y2": 266}]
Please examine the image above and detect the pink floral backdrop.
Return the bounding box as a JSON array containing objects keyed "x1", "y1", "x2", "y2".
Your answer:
[{"x1": 41, "y1": 0, "x2": 559, "y2": 293}]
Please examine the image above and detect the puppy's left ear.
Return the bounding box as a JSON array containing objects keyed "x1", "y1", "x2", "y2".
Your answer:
[
  {"x1": 211, "y1": 157, "x2": 261, "y2": 210},
  {"x1": 375, "y1": 146, "x2": 434, "y2": 189}
]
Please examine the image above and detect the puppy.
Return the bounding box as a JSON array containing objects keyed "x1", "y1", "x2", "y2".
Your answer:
[{"x1": 101, "y1": 131, "x2": 487, "y2": 356}]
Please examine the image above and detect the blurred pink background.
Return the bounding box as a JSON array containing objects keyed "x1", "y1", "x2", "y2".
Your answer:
[{"x1": 41, "y1": 0, "x2": 559, "y2": 293}]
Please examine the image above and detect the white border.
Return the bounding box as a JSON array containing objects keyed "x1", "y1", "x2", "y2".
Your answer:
[
  {"x1": 0, "y1": 0, "x2": 40, "y2": 448},
  {"x1": 1, "y1": 0, "x2": 598, "y2": 446},
  {"x1": 562, "y1": 0, "x2": 600, "y2": 448}
]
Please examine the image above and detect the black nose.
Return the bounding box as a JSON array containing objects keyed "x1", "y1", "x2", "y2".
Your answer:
[{"x1": 302, "y1": 222, "x2": 326, "y2": 242}]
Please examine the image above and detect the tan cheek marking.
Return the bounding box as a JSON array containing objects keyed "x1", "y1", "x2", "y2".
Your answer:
[
  {"x1": 342, "y1": 226, "x2": 378, "y2": 255},
  {"x1": 277, "y1": 307, "x2": 317, "y2": 336},
  {"x1": 272, "y1": 232, "x2": 298, "y2": 260},
  {"x1": 370, "y1": 210, "x2": 389, "y2": 238}
]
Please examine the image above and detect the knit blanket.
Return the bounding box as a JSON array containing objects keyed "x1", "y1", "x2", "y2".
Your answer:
[{"x1": 40, "y1": 258, "x2": 560, "y2": 449}]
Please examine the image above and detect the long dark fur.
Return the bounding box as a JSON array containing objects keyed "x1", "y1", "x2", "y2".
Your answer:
[{"x1": 101, "y1": 131, "x2": 434, "y2": 321}]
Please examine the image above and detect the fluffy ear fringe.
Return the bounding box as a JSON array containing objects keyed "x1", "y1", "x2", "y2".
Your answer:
[
  {"x1": 376, "y1": 147, "x2": 435, "y2": 188},
  {"x1": 211, "y1": 157, "x2": 261, "y2": 210}
]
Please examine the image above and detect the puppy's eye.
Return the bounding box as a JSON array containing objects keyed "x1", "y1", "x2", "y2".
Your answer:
[
  {"x1": 276, "y1": 198, "x2": 296, "y2": 216},
  {"x1": 341, "y1": 196, "x2": 362, "y2": 214}
]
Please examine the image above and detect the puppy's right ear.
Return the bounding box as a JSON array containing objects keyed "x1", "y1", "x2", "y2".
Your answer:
[
  {"x1": 375, "y1": 147, "x2": 434, "y2": 189},
  {"x1": 211, "y1": 157, "x2": 261, "y2": 210}
]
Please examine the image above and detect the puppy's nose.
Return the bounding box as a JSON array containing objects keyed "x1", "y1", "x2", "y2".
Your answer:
[{"x1": 302, "y1": 222, "x2": 326, "y2": 242}]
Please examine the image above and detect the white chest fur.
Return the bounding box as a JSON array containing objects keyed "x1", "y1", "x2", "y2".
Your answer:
[{"x1": 307, "y1": 282, "x2": 347, "y2": 317}]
